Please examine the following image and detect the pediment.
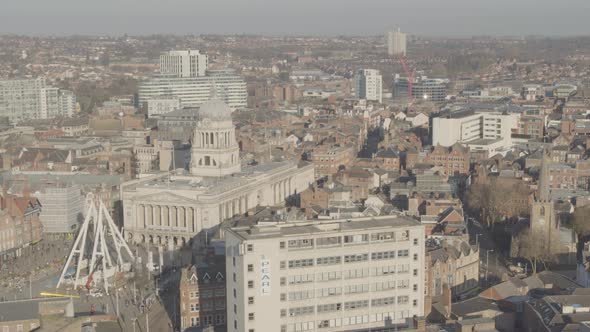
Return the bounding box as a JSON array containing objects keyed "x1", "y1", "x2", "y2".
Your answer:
[{"x1": 135, "y1": 191, "x2": 196, "y2": 205}]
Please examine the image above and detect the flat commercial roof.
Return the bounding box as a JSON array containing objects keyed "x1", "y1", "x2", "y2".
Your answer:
[{"x1": 228, "y1": 215, "x2": 422, "y2": 241}]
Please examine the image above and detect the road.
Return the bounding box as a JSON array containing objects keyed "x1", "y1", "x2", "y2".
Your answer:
[{"x1": 466, "y1": 215, "x2": 510, "y2": 287}]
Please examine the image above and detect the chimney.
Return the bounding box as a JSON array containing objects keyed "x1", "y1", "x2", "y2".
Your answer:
[{"x1": 442, "y1": 283, "x2": 452, "y2": 319}]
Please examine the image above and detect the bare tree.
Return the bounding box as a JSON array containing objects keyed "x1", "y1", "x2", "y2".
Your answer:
[
  {"x1": 467, "y1": 179, "x2": 530, "y2": 229},
  {"x1": 516, "y1": 227, "x2": 561, "y2": 274}
]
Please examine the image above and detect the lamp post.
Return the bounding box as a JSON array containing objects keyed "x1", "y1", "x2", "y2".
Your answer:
[{"x1": 486, "y1": 249, "x2": 494, "y2": 284}]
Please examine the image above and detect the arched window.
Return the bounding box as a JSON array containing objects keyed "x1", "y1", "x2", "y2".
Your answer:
[
  {"x1": 540, "y1": 206, "x2": 545, "y2": 216},
  {"x1": 205, "y1": 156, "x2": 211, "y2": 166},
  {"x1": 210, "y1": 133, "x2": 214, "y2": 146}
]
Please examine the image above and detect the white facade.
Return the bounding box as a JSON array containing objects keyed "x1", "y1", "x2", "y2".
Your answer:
[
  {"x1": 0, "y1": 78, "x2": 76, "y2": 123},
  {"x1": 189, "y1": 99, "x2": 241, "y2": 177},
  {"x1": 160, "y1": 50, "x2": 208, "y2": 78},
  {"x1": 138, "y1": 69, "x2": 247, "y2": 110},
  {"x1": 387, "y1": 28, "x2": 406, "y2": 56},
  {"x1": 355, "y1": 69, "x2": 383, "y2": 104},
  {"x1": 147, "y1": 97, "x2": 181, "y2": 118},
  {"x1": 432, "y1": 110, "x2": 519, "y2": 148},
  {"x1": 121, "y1": 99, "x2": 315, "y2": 247},
  {"x1": 225, "y1": 216, "x2": 426, "y2": 332}
]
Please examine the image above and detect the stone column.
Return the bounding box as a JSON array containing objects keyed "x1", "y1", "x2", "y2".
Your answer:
[
  {"x1": 162, "y1": 206, "x2": 169, "y2": 227},
  {"x1": 153, "y1": 205, "x2": 160, "y2": 226},
  {"x1": 193, "y1": 208, "x2": 198, "y2": 233}
]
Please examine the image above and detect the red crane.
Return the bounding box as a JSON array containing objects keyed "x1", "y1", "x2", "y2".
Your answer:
[{"x1": 398, "y1": 55, "x2": 416, "y2": 100}]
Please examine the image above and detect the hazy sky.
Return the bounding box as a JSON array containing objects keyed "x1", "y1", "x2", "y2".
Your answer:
[{"x1": 2, "y1": 0, "x2": 590, "y2": 36}]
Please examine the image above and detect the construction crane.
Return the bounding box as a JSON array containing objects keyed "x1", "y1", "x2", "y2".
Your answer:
[{"x1": 398, "y1": 55, "x2": 416, "y2": 100}]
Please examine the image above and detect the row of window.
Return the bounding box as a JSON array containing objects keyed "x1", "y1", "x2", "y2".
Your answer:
[
  {"x1": 280, "y1": 298, "x2": 417, "y2": 318},
  {"x1": 285, "y1": 265, "x2": 412, "y2": 285},
  {"x1": 278, "y1": 231, "x2": 414, "y2": 250},
  {"x1": 283, "y1": 250, "x2": 417, "y2": 269}
]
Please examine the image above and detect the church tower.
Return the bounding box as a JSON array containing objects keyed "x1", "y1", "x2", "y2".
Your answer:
[
  {"x1": 190, "y1": 98, "x2": 241, "y2": 177},
  {"x1": 530, "y1": 149, "x2": 557, "y2": 252}
]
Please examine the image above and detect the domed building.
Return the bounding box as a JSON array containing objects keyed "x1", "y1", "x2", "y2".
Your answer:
[
  {"x1": 190, "y1": 99, "x2": 241, "y2": 177},
  {"x1": 121, "y1": 98, "x2": 315, "y2": 248}
]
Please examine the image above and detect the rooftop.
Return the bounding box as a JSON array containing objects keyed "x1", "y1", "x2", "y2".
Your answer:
[{"x1": 227, "y1": 215, "x2": 421, "y2": 241}]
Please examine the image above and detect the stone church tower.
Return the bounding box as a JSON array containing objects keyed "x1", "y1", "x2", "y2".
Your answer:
[
  {"x1": 530, "y1": 149, "x2": 558, "y2": 254},
  {"x1": 190, "y1": 98, "x2": 241, "y2": 177}
]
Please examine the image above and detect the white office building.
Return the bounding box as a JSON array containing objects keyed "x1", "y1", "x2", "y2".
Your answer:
[
  {"x1": 355, "y1": 69, "x2": 383, "y2": 103},
  {"x1": 160, "y1": 50, "x2": 208, "y2": 78},
  {"x1": 225, "y1": 216, "x2": 426, "y2": 332},
  {"x1": 387, "y1": 28, "x2": 407, "y2": 56},
  {"x1": 138, "y1": 69, "x2": 247, "y2": 110},
  {"x1": 0, "y1": 78, "x2": 76, "y2": 123},
  {"x1": 432, "y1": 109, "x2": 519, "y2": 153}
]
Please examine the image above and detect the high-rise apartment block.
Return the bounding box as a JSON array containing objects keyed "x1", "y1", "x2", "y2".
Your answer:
[
  {"x1": 225, "y1": 216, "x2": 426, "y2": 332},
  {"x1": 387, "y1": 28, "x2": 406, "y2": 56},
  {"x1": 160, "y1": 50, "x2": 208, "y2": 78},
  {"x1": 0, "y1": 78, "x2": 76, "y2": 123},
  {"x1": 355, "y1": 69, "x2": 383, "y2": 103}
]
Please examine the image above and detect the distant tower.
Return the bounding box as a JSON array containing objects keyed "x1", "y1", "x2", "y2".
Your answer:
[{"x1": 387, "y1": 28, "x2": 407, "y2": 56}]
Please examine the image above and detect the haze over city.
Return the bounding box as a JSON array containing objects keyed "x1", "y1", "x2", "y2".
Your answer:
[{"x1": 2, "y1": 0, "x2": 590, "y2": 36}]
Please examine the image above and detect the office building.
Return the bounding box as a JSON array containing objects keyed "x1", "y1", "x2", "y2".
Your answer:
[
  {"x1": 121, "y1": 98, "x2": 315, "y2": 247},
  {"x1": 394, "y1": 76, "x2": 449, "y2": 103},
  {"x1": 387, "y1": 28, "x2": 406, "y2": 56},
  {"x1": 355, "y1": 69, "x2": 383, "y2": 103},
  {"x1": 34, "y1": 184, "x2": 84, "y2": 234},
  {"x1": 225, "y1": 215, "x2": 426, "y2": 332},
  {"x1": 138, "y1": 69, "x2": 247, "y2": 110},
  {"x1": 160, "y1": 50, "x2": 208, "y2": 78},
  {"x1": 431, "y1": 109, "x2": 519, "y2": 154},
  {"x1": 0, "y1": 78, "x2": 76, "y2": 123}
]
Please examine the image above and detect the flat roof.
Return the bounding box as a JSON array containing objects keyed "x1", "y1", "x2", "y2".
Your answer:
[
  {"x1": 127, "y1": 160, "x2": 309, "y2": 196},
  {"x1": 227, "y1": 215, "x2": 422, "y2": 241}
]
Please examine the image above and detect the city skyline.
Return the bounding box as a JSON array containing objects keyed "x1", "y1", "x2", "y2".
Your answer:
[{"x1": 1, "y1": 0, "x2": 590, "y2": 37}]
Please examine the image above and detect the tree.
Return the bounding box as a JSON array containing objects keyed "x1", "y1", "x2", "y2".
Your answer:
[
  {"x1": 516, "y1": 227, "x2": 560, "y2": 274},
  {"x1": 572, "y1": 205, "x2": 590, "y2": 238},
  {"x1": 466, "y1": 178, "x2": 530, "y2": 230}
]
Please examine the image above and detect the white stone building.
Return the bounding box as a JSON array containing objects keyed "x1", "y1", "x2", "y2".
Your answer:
[
  {"x1": 121, "y1": 99, "x2": 315, "y2": 247},
  {"x1": 225, "y1": 216, "x2": 426, "y2": 332}
]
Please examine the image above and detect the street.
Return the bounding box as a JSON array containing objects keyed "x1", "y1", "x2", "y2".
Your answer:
[{"x1": 466, "y1": 215, "x2": 510, "y2": 288}]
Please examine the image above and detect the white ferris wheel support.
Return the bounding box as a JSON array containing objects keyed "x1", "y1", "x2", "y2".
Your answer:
[{"x1": 57, "y1": 194, "x2": 134, "y2": 294}]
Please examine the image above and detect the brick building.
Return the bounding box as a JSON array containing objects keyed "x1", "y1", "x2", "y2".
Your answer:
[
  {"x1": 426, "y1": 143, "x2": 470, "y2": 176},
  {"x1": 179, "y1": 257, "x2": 227, "y2": 331}
]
